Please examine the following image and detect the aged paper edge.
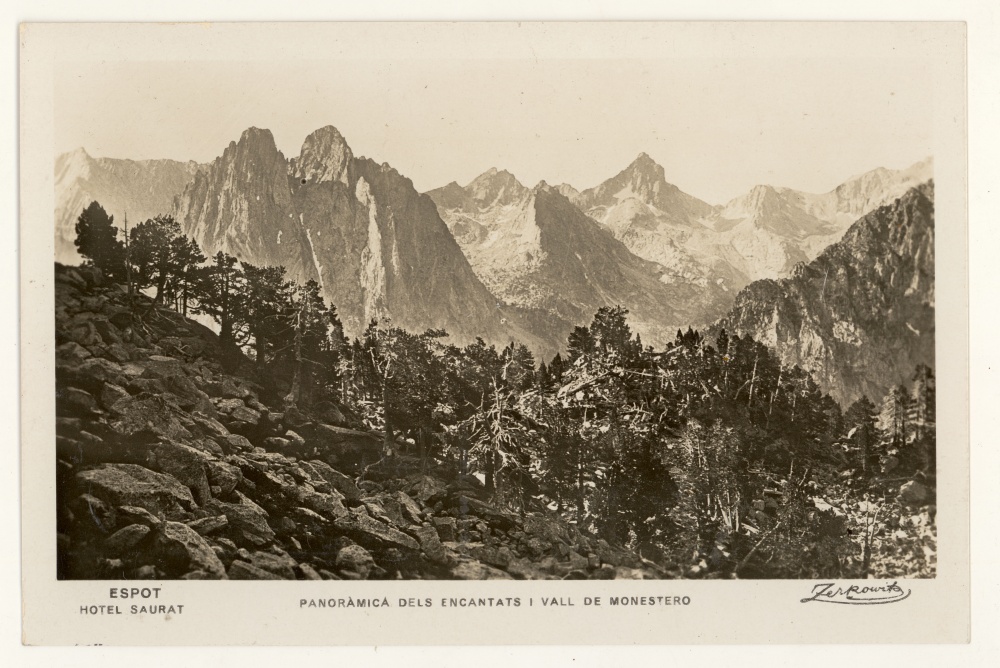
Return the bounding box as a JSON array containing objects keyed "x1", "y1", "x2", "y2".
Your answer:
[{"x1": 18, "y1": 21, "x2": 970, "y2": 646}]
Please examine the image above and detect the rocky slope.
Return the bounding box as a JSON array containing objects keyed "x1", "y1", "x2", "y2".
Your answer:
[
  {"x1": 713, "y1": 181, "x2": 935, "y2": 406},
  {"x1": 54, "y1": 149, "x2": 203, "y2": 263},
  {"x1": 55, "y1": 264, "x2": 655, "y2": 580},
  {"x1": 428, "y1": 171, "x2": 730, "y2": 350},
  {"x1": 172, "y1": 126, "x2": 541, "y2": 350}
]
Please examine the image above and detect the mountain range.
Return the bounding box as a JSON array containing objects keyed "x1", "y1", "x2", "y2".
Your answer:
[
  {"x1": 54, "y1": 148, "x2": 205, "y2": 262},
  {"x1": 714, "y1": 181, "x2": 935, "y2": 405},
  {"x1": 52, "y1": 126, "x2": 934, "y2": 402},
  {"x1": 172, "y1": 126, "x2": 543, "y2": 349}
]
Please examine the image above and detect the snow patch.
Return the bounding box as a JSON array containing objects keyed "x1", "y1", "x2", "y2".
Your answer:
[
  {"x1": 277, "y1": 231, "x2": 282, "y2": 245},
  {"x1": 356, "y1": 177, "x2": 387, "y2": 322},
  {"x1": 905, "y1": 322, "x2": 920, "y2": 336},
  {"x1": 304, "y1": 228, "x2": 324, "y2": 290}
]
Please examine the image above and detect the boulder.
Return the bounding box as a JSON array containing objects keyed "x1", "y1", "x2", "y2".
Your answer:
[
  {"x1": 454, "y1": 496, "x2": 519, "y2": 531},
  {"x1": 115, "y1": 506, "x2": 163, "y2": 529},
  {"x1": 249, "y1": 551, "x2": 297, "y2": 580},
  {"x1": 74, "y1": 464, "x2": 195, "y2": 519},
  {"x1": 523, "y1": 514, "x2": 570, "y2": 545},
  {"x1": 469, "y1": 544, "x2": 516, "y2": 569},
  {"x1": 228, "y1": 406, "x2": 261, "y2": 426},
  {"x1": 432, "y1": 516, "x2": 457, "y2": 542},
  {"x1": 204, "y1": 498, "x2": 275, "y2": 547},
  {"x1": 144, "y1": 442, "x2": 213, "y2": 505},
  {"x1": 308, "y1": 425, "x2": 382, "y2": 473},
  {"x1": 407, "y1": 474, "x2": 447, "y2": 503},
  {"x1": 205, "y1": 460, "x2": 242, "y2": 496},
  {"x1": 333, "y1": 509, "x2": 419, "y2": 551},
  {"x1": 59, "y1": 387, "x2": 101, "y2": 417},
  {"x1": 304, "y1": 460, "x2": 362, "y2": 501},
  {"x1": 99, "y1": 383, "x2": 131, "y2": 411},
  {"x1": 450, "y1": 559, "x2": 513, "y2": 580},
  {"x1": 217, "y1": 434, "x2": 253, "y2": 454},
  {"x1": 395, "y1": 492, "x2": 424, "y2": 525},
  {"x1": 413, "y1": 525, "x2": 449, "y2": 565},
  {"x1": 57, "y1": 341, "x2": 92, "y2": 363},
  {"x1": 215, "y1": 398, "x2": 246, "y2": 414},
  {"x1": 190, "y1": 413, "x2": 230, "y2": 439},
  {"x1": 140, "y1": 355, "x2": 185, "y2": 379},
  {"x1": 152, "y1": 521, "x2": 227, "y2": 578},
  {"x1": 125, "y1": 378, "x2": 167, "y2": 395},
  {"x1": 228, "y1": 560, "x2": 282, "y2": 580},
  {"x1": 104, "y1": 343, "x2": 133, "y2": 364},
  {"x1": 263, "y1": 437, "x2": 291, "y2": 450},
  {"x1": 204, "y1": 377, "x2": 251, "y2": 400},
  {"x1": 67, "y1": 493, "x2": 117, "y2": 534},
  {"x1": 300, "y1": 490, "x2": 349, "y2": 520},
  {"x1": 298, "y1": 563, "x2": 323, "y2": 581},
  {"x1": 104, "y1": 524, "x2": 151, "y2": 557},
  {"x1": 187, "y1": 515, "x2": 228, "y2": 536},
  {"x1": 334, "y1": 544, "x2": 376, "y2": 580},
  {"x1": 108, "y1": 395, "x2": 192, "y2": 441}
]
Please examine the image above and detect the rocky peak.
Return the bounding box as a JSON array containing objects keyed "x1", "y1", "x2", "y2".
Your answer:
[
  {"x1": 235, "y1": 127, "x2": 279, "y2": 153},
  {"x1": 293, "y1": 125, "x2": 354, "y2": 185},
  {"x1": 466, "y1": 167, "x2": 530, "y2": 208}
]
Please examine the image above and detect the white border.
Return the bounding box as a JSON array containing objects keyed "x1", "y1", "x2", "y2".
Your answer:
[{"x1": 5, "y1": 1, "x2": 998, "y2": 666}]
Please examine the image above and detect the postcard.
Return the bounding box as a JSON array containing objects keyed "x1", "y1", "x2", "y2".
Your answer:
[{"x1": 19, "y1": 21, "x2": 969, "y2": 644}]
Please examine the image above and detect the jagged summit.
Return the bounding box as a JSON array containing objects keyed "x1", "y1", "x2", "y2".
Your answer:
[
  {"x1": 294, "y1": 125, "x2": 353, "y2": 185},
  {"x1": 465, "y1": 167, "x2": 529, "y2": 208},
  {"x1": 237, "y1": 126, "x2": 278, "y2": 149},
  {"x1": 173, "y1": 123, "x2": 518, "y2": 347}
]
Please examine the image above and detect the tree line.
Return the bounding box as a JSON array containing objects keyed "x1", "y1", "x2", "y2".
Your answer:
[{"x1": 71, "y1": 200, "x2": 936, "y2": 578}]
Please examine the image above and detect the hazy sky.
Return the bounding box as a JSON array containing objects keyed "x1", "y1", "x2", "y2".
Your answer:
[{"x1": 55, "y1": 55, "x2": 933, "y2": 204}]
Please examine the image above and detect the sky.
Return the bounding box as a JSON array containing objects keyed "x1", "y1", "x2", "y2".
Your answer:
[{"x1": 55, "y1": 55, "x2": 933, "y2": 205}]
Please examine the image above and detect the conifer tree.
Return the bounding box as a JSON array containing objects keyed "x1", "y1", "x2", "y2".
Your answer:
[{"x1": 74, "y1": 201, "x2": 125, "y2": 280}]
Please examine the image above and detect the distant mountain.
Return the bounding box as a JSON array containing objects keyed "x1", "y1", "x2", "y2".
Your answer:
[
  {"x1": 54, "y1": 148, "x2": 203, "y2": 262},
  {"x1": 713, "y1": 181, "x2": 935, "y2": 405},
  {"x1": 428, "y1": 170, "x2": 732, "y2": 350},
  {"x1": 708, "y1": 158, "x2": 935, "y2": 281},
  {"x1": 571, "y1": 153, "x2": 934, "y2": 289},
  {"x1": 172, "y1": 126, "x2": 538, "y2": 349},
  {"x1": 569, "y1": 153, "x2": 749, "y2": 298}
]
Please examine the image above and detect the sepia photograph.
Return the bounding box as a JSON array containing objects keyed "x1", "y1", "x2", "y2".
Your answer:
[
  {"x1": 19, "y1": 20, "x2": 970, "y2": 645},
  {"x1": 51, "y1": 30, "x2": 939, "y2": 583}
]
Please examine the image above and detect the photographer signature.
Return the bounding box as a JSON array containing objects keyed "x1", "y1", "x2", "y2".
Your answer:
[{"x1": 801, "y1": 581, "x2": 911, "y2": 605}]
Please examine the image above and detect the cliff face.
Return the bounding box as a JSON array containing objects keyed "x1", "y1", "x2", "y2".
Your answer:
[
  {"x1": 54, "y1": 149, "x2": 203, "y2": 262},
  {"x1": 714, "y1": 182, "x2": 935, "y2": 405},
  {"x1": 173, "y1": 126, "x2": 515, "y2": 345}
]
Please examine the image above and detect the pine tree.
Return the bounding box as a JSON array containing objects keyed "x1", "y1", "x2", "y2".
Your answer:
[
  {"x1": 241, "y1": 262, "x2": 296, "y2": 372},
  {"x1": 74, "y1": 201, "x2": 125, "y2": 280},
  {"x1": 191, "y1": 252, "x2": 246, "y2": 361},
  {"x1": 128, "y1": 215, "x2": 196, "y2": 304}
]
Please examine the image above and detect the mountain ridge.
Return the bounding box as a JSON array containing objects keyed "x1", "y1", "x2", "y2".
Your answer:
[{"x1": 713, "y1": 181, "x2": 935, "y2": 405}]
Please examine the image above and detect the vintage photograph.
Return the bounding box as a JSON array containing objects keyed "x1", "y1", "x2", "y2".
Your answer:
[{"x1": 48, "y1": 26, "x2": 940, "y2": 586}]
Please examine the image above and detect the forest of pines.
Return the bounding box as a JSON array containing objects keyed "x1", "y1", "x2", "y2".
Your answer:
[{"x1": 68, "y1": 200, "x2": 937, "y2": 579}]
